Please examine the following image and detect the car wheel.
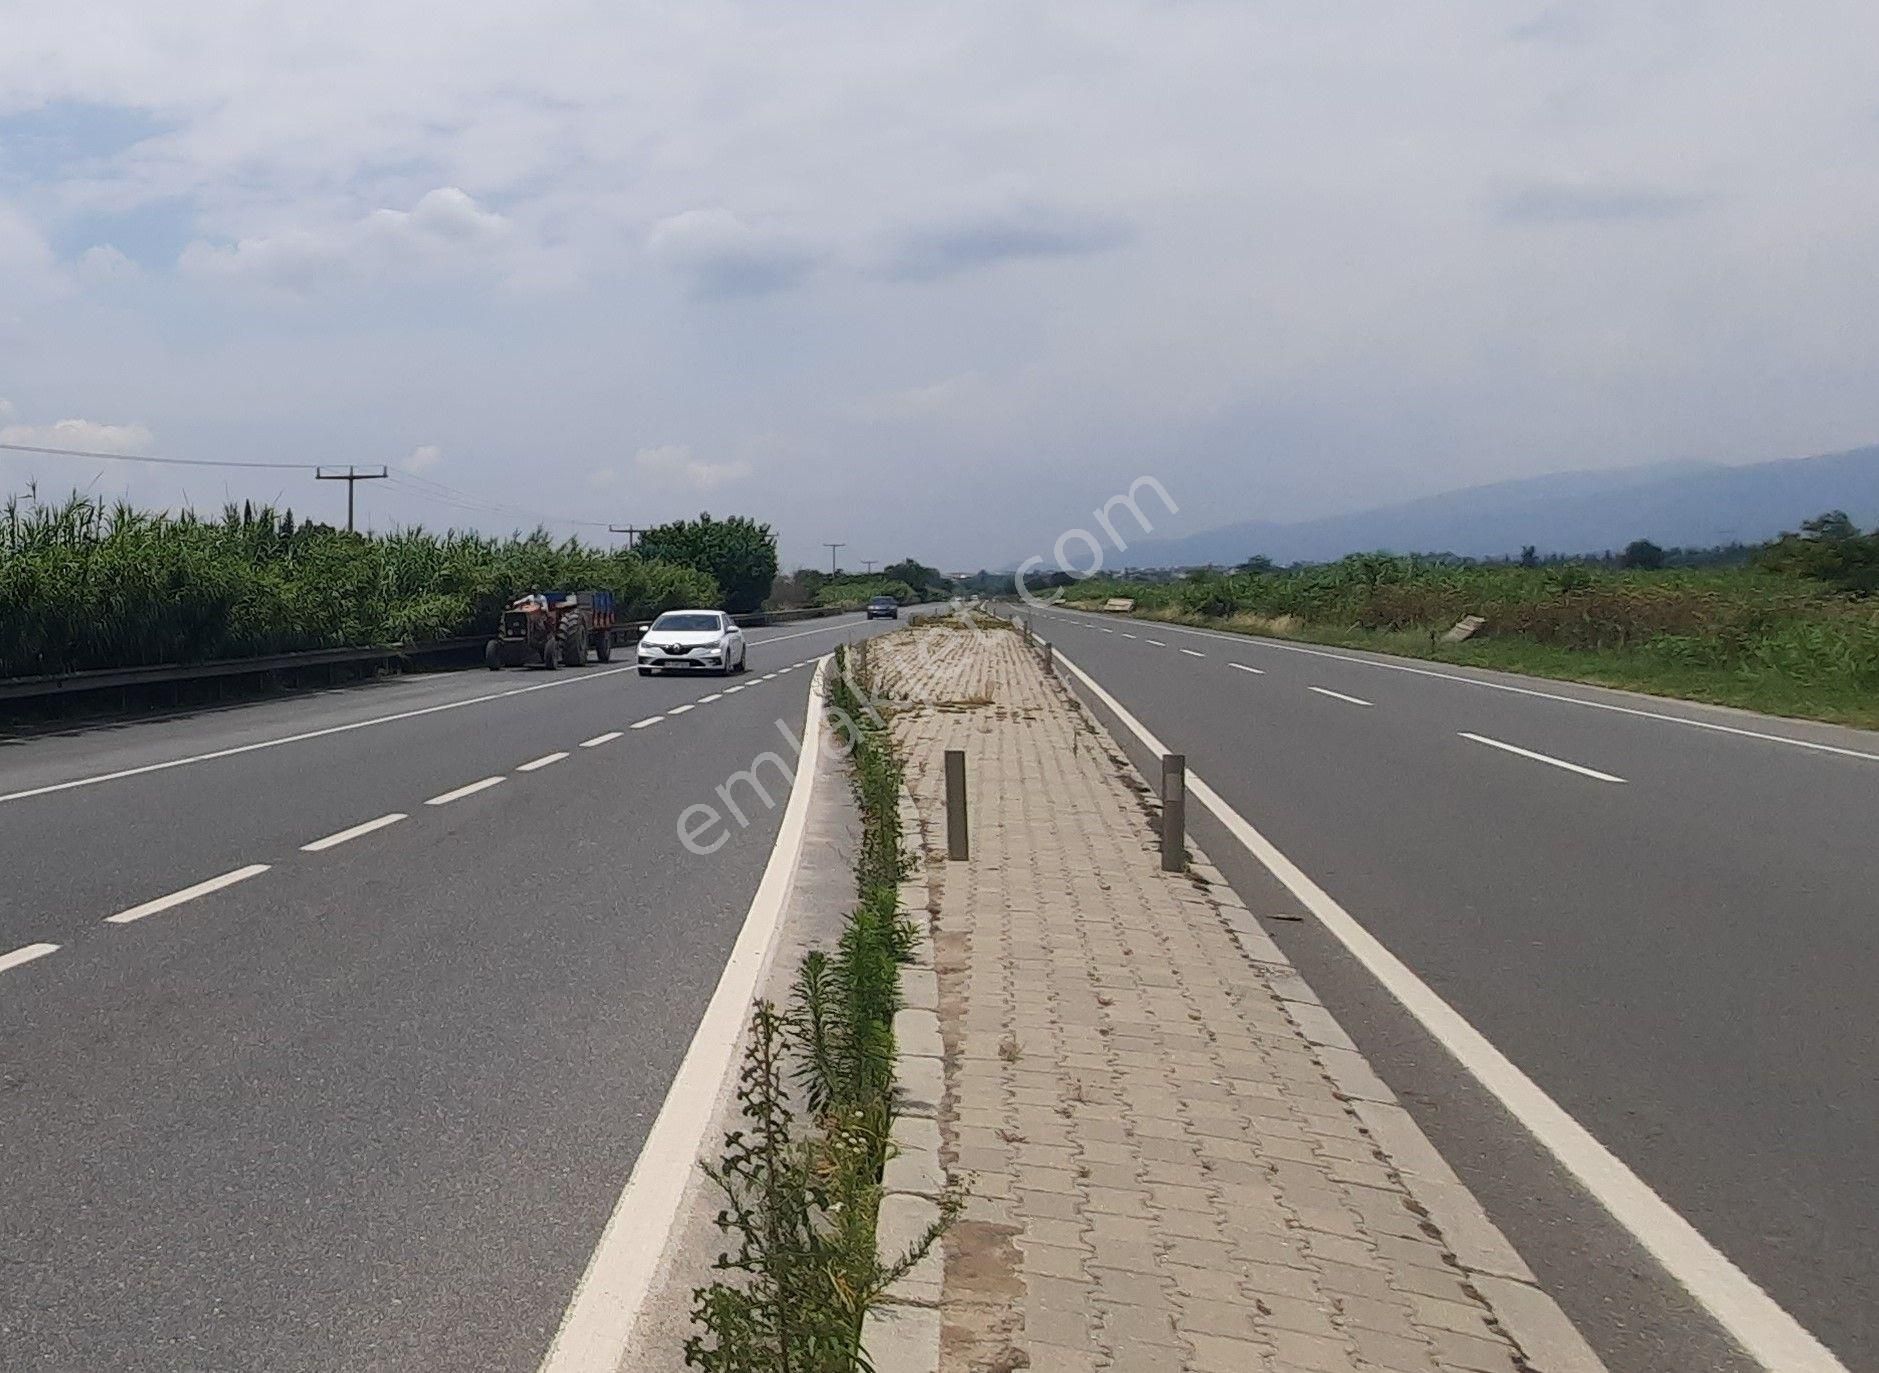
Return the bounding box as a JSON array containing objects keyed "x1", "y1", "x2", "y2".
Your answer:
[{"x1": 638, "y1": 666, "x2": 652, "y2": 676}]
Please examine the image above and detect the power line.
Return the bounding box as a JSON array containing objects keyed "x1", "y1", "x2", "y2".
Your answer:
[{"x1": 0, "y1": 440, "x2": 315, "y2": 470}]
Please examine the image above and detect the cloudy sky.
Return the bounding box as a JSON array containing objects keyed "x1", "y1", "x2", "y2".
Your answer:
[{"x1": 3, "y1": 1, "x2": 1877, "y2": 569}]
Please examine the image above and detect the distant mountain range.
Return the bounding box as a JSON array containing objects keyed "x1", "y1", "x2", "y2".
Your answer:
[{"x1": 1117, "y1": 445, "x2": 1879, "y2": 568}]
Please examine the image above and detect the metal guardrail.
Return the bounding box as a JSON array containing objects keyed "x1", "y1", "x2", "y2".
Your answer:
[{"x1": 0, "y1": 605, "x2": 849, "y2": 705}]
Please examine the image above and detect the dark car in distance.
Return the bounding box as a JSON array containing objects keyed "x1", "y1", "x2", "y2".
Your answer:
[{"x1": 866, "y1": 595, "x2": 900, "y2": 619}]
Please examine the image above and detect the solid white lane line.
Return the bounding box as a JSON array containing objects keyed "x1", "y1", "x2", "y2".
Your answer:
[
  {"x1": 697, "y1": 693, "x2": 722, "y2": 703},
  {"x1": 1, "y1": 665, "x2": 641, "y2": 807},
  {"x1": 1460, "y1": 733, "x2": 1625, "y2": 783},
  {"x1": 0, "y1": 942, "x2": 61, "y2": 974},
  {"x1": 1179, "y1": 648, "x2": 1206, "y2": 658},
  {"x1": 538, "y1": 662, "x2": 830, "y2": 1373},
  {"x1": 668, "y1": 704, "x2": 694, "y2": 715},
  {"x1": 1145, "y1": 638, "x2": 1167, "y2": 646},
  {"x1": 1052, "y1": 643, "x2": 1846, "y2": 1373},
  {"x1": 1309, "y1": 686, "x2": 1373, "y2": 707},
  {"x1": 518, "y1": 751, "x2": 571, "y2": 772},
  {"x1": 105, "y1": 864, "x2": 272, "y2": 925},
  {"x1": 580, "y1": 732, "x2": 623, "y2": 748},
  {"x1": 1034, "y1": 608, "x2": 1879, "y2": 765},
  {"x1": 425, "y1": 776, "x2": 504, "y2": 805},
  {"x1": 1229, "y1": 662, "x2": 1265, "y2": 675},
  {"x1": 300, "y1": 812, "x2": 407, "y2": 852},
  {"x1": 630, "y1": 716, "x2": 664, "y2": 729}
]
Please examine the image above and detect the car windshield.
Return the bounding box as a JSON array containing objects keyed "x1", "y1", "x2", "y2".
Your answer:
[
  {"x1": 651, "y1": 613, "x2": 721, "y2": 632},
  {"x1": 870, "y1": 597, "x2": 895, "y2": 605}
]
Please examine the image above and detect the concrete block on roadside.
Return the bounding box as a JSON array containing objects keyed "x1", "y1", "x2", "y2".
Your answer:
[
  {"x1": 1470, "y1": 1275, "x2": 1609, "y2": 1373},
  {"x1": 1313, "y1": 1045, "x2": 1399, "y2": 1105},
  {"x1": 877, "y1": 1193, "x2": 945, "y2": 1304},
  {"x1": 900, "y1": 965, "x2": 939, "y2": 1012},
  {"x1": 862, "y1": 1301, "x2": 941, "y2": 1373},
  {"x1": 1349, "y1": 1100, "x2": 1460, "y2": 1188},
  {"x1": 884, "y1": 1115, "x2": 946, "y2": 1197},
  {"x1": 1413, "y1": 1179, "x2": 1536, "y2": 1284},
  {"x1": 897, "y1": 1054, "x2": 944, "y2": 1118},
  {"x1": 1285, "y1": 1000, "x2": 1358, "y2": 1054},
  {"x1": 895, "y1": 1007, "x2": 943, "y2": 1060}
]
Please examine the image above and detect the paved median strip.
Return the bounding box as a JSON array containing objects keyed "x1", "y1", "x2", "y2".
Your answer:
[
  {"x1": 581, "y1": 731, "x2": 623, "y2": 748},
  {"x1": 1460, "y1": 732, "x2": 1626, "y2": 783},
  {"x1": 105, "y1": 863, "x2": 272, "y2": 925},
  {"x1": 425, "y1": 776, "x2": 505, "y2": 805},
  {"x1": 301, "y1": 813, "x2": 407, "y2": 852},
  {"x1": 0, "y1": 942, "x2": 61, "y2": 975},
  {"x1": 1308, "y1": 685, "x2": 1373, "y2": 707}
]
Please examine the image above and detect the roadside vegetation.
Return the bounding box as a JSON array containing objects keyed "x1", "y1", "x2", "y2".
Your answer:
[
  {"x1": 0, "y1": 493, "x2": 719, "y2": 679},
  {"x1": 1057, "y1": 513, "x2": 1879, "y2": 728},
  {"x1": 770, "y1": 559, "x2": 953, "y2": 611},
  {"x1": 687, "y1": 644, "x2": 952, "y2": 1371}
]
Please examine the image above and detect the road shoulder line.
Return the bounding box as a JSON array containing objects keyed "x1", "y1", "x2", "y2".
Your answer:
[
  {"x1": 1049, "y1": 641, "x2": 1846, "y2": 1373},
  {"x1": 535, "y1": 655, "x2": 832, "y2": 1373}
]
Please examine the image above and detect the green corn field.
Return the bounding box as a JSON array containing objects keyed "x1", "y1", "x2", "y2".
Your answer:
[{"x1": 0, "y1": 494, "x2": 720, "y2": 678}]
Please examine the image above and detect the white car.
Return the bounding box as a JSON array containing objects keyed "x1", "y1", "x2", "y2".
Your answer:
[{"x1": 637, "y1": 610, "x2": 747, "y2": 676}]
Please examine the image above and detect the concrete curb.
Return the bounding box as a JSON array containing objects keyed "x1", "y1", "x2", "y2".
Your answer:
[{"x1": 861, "y1": 786, "x2": 945, "y2": 1373}]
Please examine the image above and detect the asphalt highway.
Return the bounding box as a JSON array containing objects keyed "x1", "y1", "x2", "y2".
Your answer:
[
  {"x1": 1023, "y1": 603, "x2": 1878, "y2": 1373},
  {"x1": 0, "y1": 612, "x2": 903, "y2": 1372}
]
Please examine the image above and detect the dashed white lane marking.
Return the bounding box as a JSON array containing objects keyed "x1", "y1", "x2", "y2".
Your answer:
[
  {"x1": 538, "y1": 661, "x2": 830, "y2": 1373},
  {"x1": 518, "y1": 751, "x2": 570, "y2": 772},
  {"x1": 580, "y1": 732, "x2": 623, "y2": 748},
  {"x1": 1309, "y1": 686, "x2": 1373, "y2": 707},
  {"x1": 1179, "y1": 648, "x2": 1206, "y2": 658},
  {"x1": 1121, "y1": 633, "x2": 1138, "y2": 639},
  {"x1": 1145, "y1": 638, "x2": 1167, "y2": 646},
  {"x1": 0, "y1": 942, "x2": 61, "y2": 974},
  {"x1": 1034, "y1": 607, "x2": 1879, "y2": 766},
  {"x1": 630, "y1": 716, "x2": 664, "y2": 729},
  {"x1": 1099, "y1": 627, "x2": 1115, "y2": 633},
  {"x1": 425, "y1": 776, "x2": 505, "y2": 805},
  {"x1": 723, "y1": 685, "x2": 745, "y2": 694},
  {"x1": 697, "y1": 693, "x2": 722, "y2": 703},
  {"x1": 105, "y1": 863, "x2": 272, "y2": 925},
  {"x1": 0, "y1": 617, "x2": 872, "y2": 809},
  {"x1": 301, "y1": 812, "x2": 408, "y2": 852},
  {"x1": 668, "y1": 704, "x2": 694, "y2": 716},
  {"x1": 1052, "y1": 643, "x2": 1847, "y2": 1373},
  {"x1": 1229, "y1": 662, "x2": 1265, "y2": 675},
  {"x1": 761, "y1": 673, "x2": 778, "y2": 680},
  {"x1": 1460, "y1": 733, "x2": 1626, "y2": 783}
]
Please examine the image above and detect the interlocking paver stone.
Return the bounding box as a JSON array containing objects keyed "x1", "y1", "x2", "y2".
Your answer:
[{"x1": 873, "y1": 623, "x2": 1569, "y2": 1373}]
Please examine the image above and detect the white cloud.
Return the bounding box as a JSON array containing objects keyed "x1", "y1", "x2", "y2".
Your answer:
[
  {"x1": 0, "y1": 416, "x2": 156, "y2": 455},
  {"x1": 845, "y1": 374, "x2": 984, "y2": 423},
  {"x1": 405, "y1": 443, "x2": 444, "y2": 472},
  {"x1": 592, "y1": 443, "x2": 752, "y2": 493},
  {"x1": 646, "y1": 209, "x2": 817, "y2": 299},
  {"x1": 76, "y1": 244, "x2": 141, "y2": 284},
  {"x1": 180, "y1": 187, "x2": 515, "y2": 293}
]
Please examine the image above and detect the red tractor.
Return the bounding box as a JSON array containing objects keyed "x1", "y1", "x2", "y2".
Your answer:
[{"x1": 485, "y1": 591, "x2": 618, "y2": 670}]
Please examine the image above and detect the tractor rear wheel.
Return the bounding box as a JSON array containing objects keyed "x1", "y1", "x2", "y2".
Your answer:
[
  {"x1": 595, "y1": 635, "x2": 613, "y2": 663},
  {"x1": 485, "y1": 640, "x2": 502, "y2": 670},
  {"x1": 559, "y1": 613, "x2": 587, "y2": 667}
]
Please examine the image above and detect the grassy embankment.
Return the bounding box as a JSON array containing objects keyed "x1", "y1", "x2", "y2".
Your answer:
[
  {"x1": 1060, "y1": 558, "x2": 1879, "y2": 729},
  {"x1": 0, "y1": 494, "x2": 717, "y2": 678}
]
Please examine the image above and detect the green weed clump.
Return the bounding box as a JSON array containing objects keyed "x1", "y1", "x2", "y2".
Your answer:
[
  {"x1": 0, "y1": 493, "x2": 717, "y2": 678},
  {"x1": 687, "y1": 644, "x2": 948, "y2": 1373}
]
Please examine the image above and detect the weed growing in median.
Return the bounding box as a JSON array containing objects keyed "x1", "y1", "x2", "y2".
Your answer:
[{"x1": 687, "y1": 643, "x2": 952, "y2": 1372}]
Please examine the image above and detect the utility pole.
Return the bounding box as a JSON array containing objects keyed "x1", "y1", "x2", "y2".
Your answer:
[
  {"x1": 315, "y1": 466, "x2": 388, "y2": 533},
  {"x1": 610, "y1": 524, "x2": 647, "y2": 548},
  {"x1": 862, "y1": 559, "x2": 877, "y2": 574},
  {"x1": 823, "y1": 542, "x2": 846, "y2": 574}
]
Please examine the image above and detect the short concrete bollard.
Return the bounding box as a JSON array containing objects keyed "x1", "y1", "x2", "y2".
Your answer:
[
  {"x1": 1041, "y1": 640, "x2": 1054, "y2": 675},
  {"x1": 1160, "y1": 752, "x2": 1186, "y2": 872},
  {"x1": 945, "y1": 749, "x2": 969, "y2": 861}
]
